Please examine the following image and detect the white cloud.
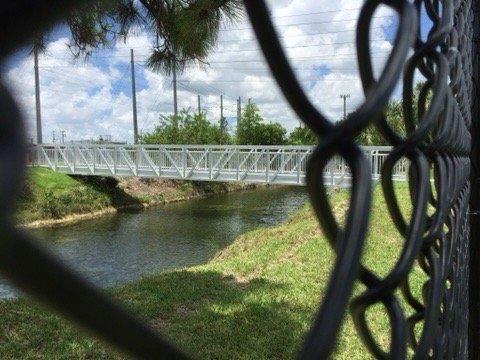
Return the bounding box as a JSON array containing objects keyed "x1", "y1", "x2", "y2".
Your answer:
[{"x1": 4, "y1": 0, "x2": 398, "y2": 143}]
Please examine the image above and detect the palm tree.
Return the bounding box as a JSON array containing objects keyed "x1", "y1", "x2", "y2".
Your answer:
[{"x1": 35, "y1": 0, "x2": 242, "y2": 74}]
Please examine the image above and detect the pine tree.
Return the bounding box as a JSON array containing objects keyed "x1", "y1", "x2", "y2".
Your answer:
[{"x1": 34, "y1": 0, "x2": 242, "y2": 74}]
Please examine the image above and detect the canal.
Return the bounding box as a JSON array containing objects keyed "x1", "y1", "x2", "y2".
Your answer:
[{"x1": 1, "y1": 186, "x2": 308, "y2": 298}]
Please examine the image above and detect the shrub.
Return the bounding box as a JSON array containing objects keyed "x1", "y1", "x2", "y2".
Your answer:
[
  {"x1": 237, "y1": 103, "x2": 287, "y2": 145},
  {"x1": 140, "y1": 109, "x2": 231, "y2": 145},
  {"x1": 288, "y1": 126, "x2": 317, "y2": 145},
  {"x1": 38, "y1": 190, "x2": 62, "y2": 219}
]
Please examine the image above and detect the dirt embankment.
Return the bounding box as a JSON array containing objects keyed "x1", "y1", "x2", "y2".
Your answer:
[
  {"x1": 19, "y1": 169, "x2": 260, "y2": 229},
  {"x1": 117, "y1": 177, "x2": 258, "y2": 205}
]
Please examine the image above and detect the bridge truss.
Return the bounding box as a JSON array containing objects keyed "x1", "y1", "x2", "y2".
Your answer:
[{"x1": 28, "y1": 144, "x2": 406, "y2": 186}]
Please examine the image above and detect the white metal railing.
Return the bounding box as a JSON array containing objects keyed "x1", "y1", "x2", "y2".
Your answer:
[{"x1": 26, "y1": 144, "x2": 407, "y2": 186}]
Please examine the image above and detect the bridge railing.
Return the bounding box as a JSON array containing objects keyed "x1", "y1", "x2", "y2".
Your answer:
[{"x1": 27, "y1": 144, "x2": 405, "y2": 185}]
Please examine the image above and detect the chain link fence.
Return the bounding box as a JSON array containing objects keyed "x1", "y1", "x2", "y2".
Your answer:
[
  {"x1": 246, "y1": 0, "x2": 475, "y2": 357},
  {"x1": 0, "y1": 0, "x2": 478, "y2": 358}
]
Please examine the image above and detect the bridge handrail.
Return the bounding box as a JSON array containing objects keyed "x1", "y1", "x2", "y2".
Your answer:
[
  {"x1": 26, "y1": 144, "x2": 404, "y2": 186},
  {"x1": 30, "y1": 143, "x2": 394, "y2": 151}
]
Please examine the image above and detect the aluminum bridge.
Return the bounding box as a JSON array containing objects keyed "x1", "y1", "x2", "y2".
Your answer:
[{"x1": 27, "y1": 144, "x2": 406, "y2": 186}]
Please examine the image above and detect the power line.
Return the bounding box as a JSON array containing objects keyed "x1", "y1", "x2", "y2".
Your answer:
[
  {"x1": 178, "y1": 78, "x2": 362, "y2": 84},
  {"x1": 39, "y1": 56, "x2": 379, "y2": 85},
  {"x1": 128, "y1": 38, "x2": 390, "y2": 53},
  {"x1": 209, "y1": 38, "x2": 393, "y2": 54},
  {"x1": 181, "y1": 66, "x2": 362, "y2": 71},
  {"x1": 219, "y1": 15, "x2": 395, "y2": 32},
  {"x1": 271, "y1": 7, "x2": 363, "y2": 19},
  {"x1": 197, "y1": 52, "x2": 391, "y2": 64},
  {"x1": 39, "y1": 26, "x2": 391, "y2": 61},
  {"x1": 38, "y1": 39, "x2": 392, "y2": 65},
  {"x1": 77, "y1": 51, "x2": 389, "y2": 63},
  {"x1": 216, "y1": 25, "x2": 391, "y2": 43},
  {"x1": 177, "y1": 81, "x2": 239, "y2": 102}
]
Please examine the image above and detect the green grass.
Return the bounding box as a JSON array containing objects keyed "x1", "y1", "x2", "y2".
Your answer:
[
  {"x1": 27, "y1": 166, "x2": 80, "y2": 191},
  {"x1": 1, "y1": 182, "x2": 421, "y2": 359},
  {"x1": 17, "y1": 168, "x2": 140, "y2": 223}
]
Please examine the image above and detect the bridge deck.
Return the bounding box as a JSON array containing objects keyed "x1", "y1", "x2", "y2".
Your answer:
[{"x1": 27, "y1": 144, "x2": 406, "y2": 186}]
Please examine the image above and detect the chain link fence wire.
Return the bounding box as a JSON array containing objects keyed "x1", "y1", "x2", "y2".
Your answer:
[
  {"x1": 245, "y1": 0, "x2": 474, "y2": 358},
  {"x1": 0, "y1": 0, "x2": 476, "y2": 358}
]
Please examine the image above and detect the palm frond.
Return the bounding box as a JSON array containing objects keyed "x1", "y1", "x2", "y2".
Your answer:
[{"x1": 30, "y1": 35, "x2": 47, "y2": 55}]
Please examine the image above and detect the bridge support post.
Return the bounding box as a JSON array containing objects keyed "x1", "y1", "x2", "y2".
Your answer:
[
  {"x1": 366, "y1": 149, "x2": 372, "y2": 179},
  {"x1": 330, "y1": 159, "x2": 334, "y2": 186},
  {"x1": 208, "y1": 148, "x2": 212, "y2": 179},
  {"x1": 182, "y1": 147, "x2": 187, "y2": 178},
  {"x1": 135, "y1": 147, "x2": 140, "y2": 176},
  {"x1": 297, "y1": 151, "x2": 301, "y2": 184},
  {"x1": 113, "y1": 147, "x2": 117, "y2": 175},
  {"x1": 266, "y1": 149, "x2": 270, "y2": 183},
  {"x1": 72, "y1": 147, "x2": 76, "y2": 172},
  {"x1": 236, "y1": 148, "x2": 240, "y2": 181},
  {"x1": 54, "y1": 145, "x2": 58, "y2": 171}
]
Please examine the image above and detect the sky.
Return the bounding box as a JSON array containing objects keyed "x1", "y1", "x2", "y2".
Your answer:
[{"x1": 2, "y1": 0, "x2": 430, "y2": 144}]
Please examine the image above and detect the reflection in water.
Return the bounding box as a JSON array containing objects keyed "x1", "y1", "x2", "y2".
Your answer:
[{"x1": 2, "y1": 186, "x2": 308, "y2": 298}]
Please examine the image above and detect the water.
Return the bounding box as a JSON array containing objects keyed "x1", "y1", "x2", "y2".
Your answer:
[{"x1": 1, "y1": 186, "x2": 308, "y2": 298}]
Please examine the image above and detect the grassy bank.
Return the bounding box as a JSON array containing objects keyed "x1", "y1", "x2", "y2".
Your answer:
[
  {"x1": 17, "y1": 168, "x2": 255, "y2": 226},
  {"x1": 0, "y1": 182, "x2": 420, "y2": 359}
]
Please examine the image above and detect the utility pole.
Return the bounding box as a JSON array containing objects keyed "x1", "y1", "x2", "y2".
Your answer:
[
  {"x1": 61, "y1": 130, "x2": 66, "y2": 144},
  {"x1": 130, "y1": 49, "x2": 139, "y2": 144},
  {"x1": 248, "y1": 98, "x2": 251, "y2": 105},
  {"x1": 220, "y1": 94, "x2": 224, "y2": 122},
  {"x1": 172, "y1": 59, "x2": 178, "y2": 117},
  {"x1": 34, "y1": 47, "x2": 43, "y2": 144},
  {"x1": 220, "y1": 95, "x2": 227, "y2": 133},
  {"x1": 198, "y1": 95, "x2": 201, "y2": 115},
  {"x1": 340, "y1": 94, "x2": 350, "y2": 121},
  {"x1": 237, "y1": 96, "x2": 242, "y2": 128}
]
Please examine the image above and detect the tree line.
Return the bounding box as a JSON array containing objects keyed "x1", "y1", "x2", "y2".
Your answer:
[
  {"x1": 140, "y1": 102, "x2": 317, "y2": 146},
  {"x1": 141, "y1": 93, "x2": 418, "y2": 146}
]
